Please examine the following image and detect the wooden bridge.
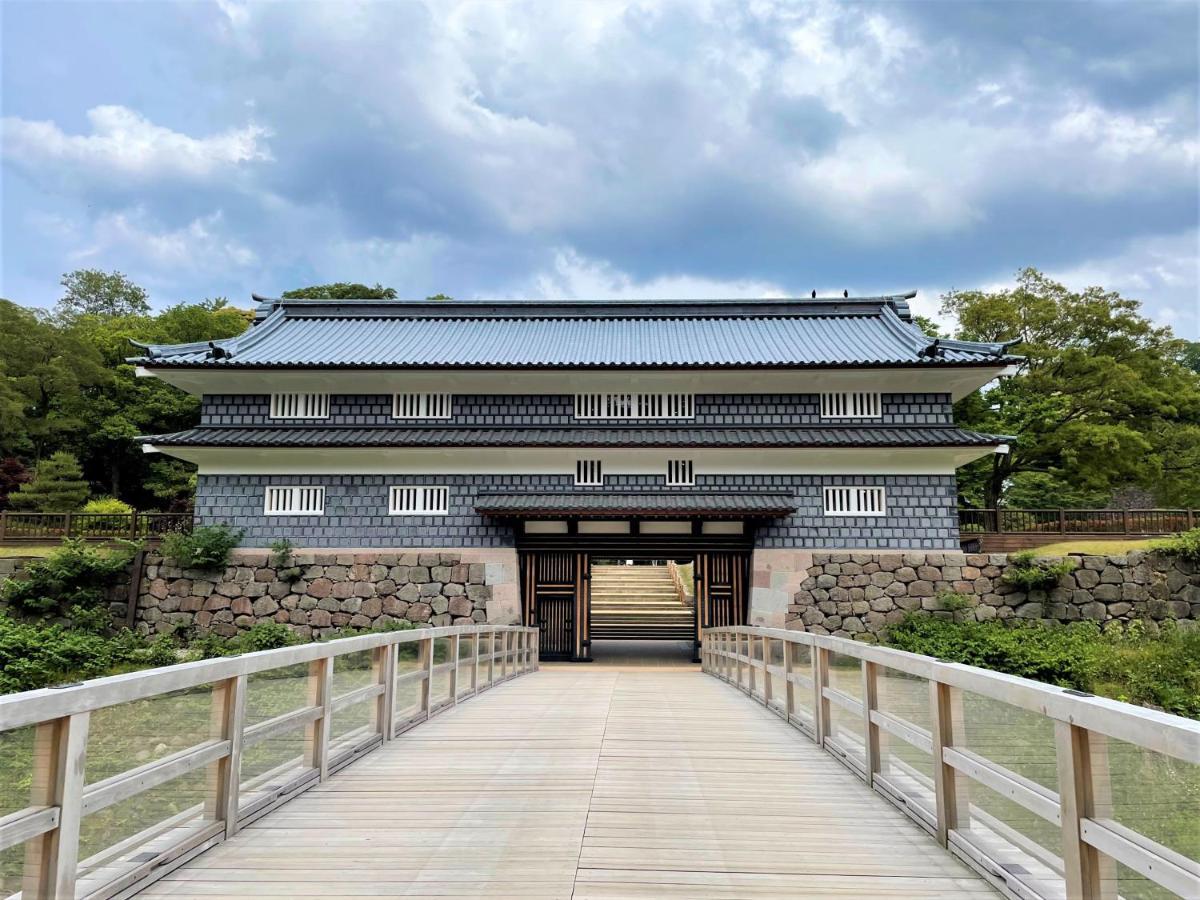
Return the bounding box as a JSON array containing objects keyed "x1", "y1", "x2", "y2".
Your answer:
[{"x1": 1, "y1": 627, "x2": 1197, "y2": 900}]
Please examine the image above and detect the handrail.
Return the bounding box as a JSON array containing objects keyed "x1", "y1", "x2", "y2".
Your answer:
[
  {"x1": 0, "y1": 623, "x2": 539, "y2": 899},
  {"x1": 0, "y1": 510, "x2": 192, "y2": 543},
  {"x1": 958, "y1": 507, "x2": 1197, "y2": 536},
  {"x1": 701, "y1": 625, "x2": 1200, "y2": 900}
]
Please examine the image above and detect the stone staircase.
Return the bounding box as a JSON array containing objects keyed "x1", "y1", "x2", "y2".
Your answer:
[{"x1": 589, "y1": 564, "x2": 694, "y2": 641}]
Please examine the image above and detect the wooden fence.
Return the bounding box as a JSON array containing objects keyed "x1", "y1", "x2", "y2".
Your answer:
[
  {"x1": 0, "y1": 624, "x2": 538, "y2": 899},
  {"x1": 958, "y1": 508, "x2": 1197, "y2": 552},
  {"x1": 0, "y1": 512, "x2": 192, "y2": 543},
  {"x1": 702, "y1": 625, "x2": 1200, "y2": 900}
]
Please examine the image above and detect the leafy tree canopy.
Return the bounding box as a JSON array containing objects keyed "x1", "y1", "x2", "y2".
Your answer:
[
  {"x1": 10, "y1": 451, "x2": 89, "y2": 511},
  {"x1": 56, "y1": 269, "x2": 150, "y2": 318},
  {"x1": 282, "y1": 282, "x2": 397, "y2": 299},
  {"x1": 945, "y1": 268, "x2": 1200, "y2": 508}
]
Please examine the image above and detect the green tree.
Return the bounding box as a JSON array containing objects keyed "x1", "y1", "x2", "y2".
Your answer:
[
  {"x1": 425, "y1": 293, "x2": 453, "y2": 302},
  {"x1": 1183, "y1": 341, "x2": 1200, "y2": 374},
  {"x1": 282, "y1": 283, "x2": 397, "y2": 299},
  {"x1": 0, "y1": 457, "x2": 31, "y2": 509},
  {"x1": 0, "y1": 300, "x2": 108, "y2": 461},
  {"x1": 944, "y1": 268, "x2": 1200, "y2": 508},
  {"x1": 56, "y1": 269, "x2": 150, "y2": 318},
  {"x1": 10, "y1": 451, "x2": 89, "y2": 510}
]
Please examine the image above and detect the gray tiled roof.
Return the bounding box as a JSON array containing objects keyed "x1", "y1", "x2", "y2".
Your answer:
[
  {"x1": 128, "y1": 295, "x2": 1020, "y2": 369},
  {"x1": 473, "y1": 491, "x2": 798, "y2": 518},
  {"x1": 140, "y1": 425, "x2": 1007, "y2": 449}
]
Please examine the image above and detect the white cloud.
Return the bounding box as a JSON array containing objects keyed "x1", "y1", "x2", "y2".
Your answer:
[
  {"x1": 519, "y1": 248, "x2": 790, "y2": 300},
  {"x1": 2, "y1": 105, "x2": 271, "y2": 181},
  {"x1": 71, "y1": 208, "x2": 258, "y2": 271}
]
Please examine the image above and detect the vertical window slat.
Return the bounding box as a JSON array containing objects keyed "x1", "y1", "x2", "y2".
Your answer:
[
  {"x1": 573, "y1": 393, "x2": 694, "y2": 420},
  {"x1": 822, "y1": 486, "x2": 886, "y2": 516},
  {"x1": 820, "y1": 391, "x2": 881, "y2": 419},
  {"x1": 392, "y1": 393, "x2": 453, "y2": 419},
  {"x1": 666, "y1": 459, "x2": 694, "y2": 486},
  {"x1": 264, "y1": 485, "x2": 325, "y2": 515},
  {"x1": 270, "y1": 393, "x2": 330, "y2": 419},
  {"x1": 575, "y1": 460, "x2": 603, "y2": 486},
  {"x1": 389, "y1": 485, "x2": 449, "y2": 515}
]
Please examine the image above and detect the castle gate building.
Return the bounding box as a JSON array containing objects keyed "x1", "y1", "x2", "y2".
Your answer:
[{"x1": 134, "y1": 294, "x2": 1016, "y2": 660}]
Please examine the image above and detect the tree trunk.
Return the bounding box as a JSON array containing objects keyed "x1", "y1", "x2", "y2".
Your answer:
[
  {"x1": 985, "y1": 455, "x2": 1007, "y2": 509},
  {"x1": 110, "y1": 458, "x2": 121, "y2": 498}
]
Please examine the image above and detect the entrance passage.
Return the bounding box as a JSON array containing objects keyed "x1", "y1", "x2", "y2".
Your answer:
[{"x1": 589, "y1": 562, "x2": 694, "y2": 642}]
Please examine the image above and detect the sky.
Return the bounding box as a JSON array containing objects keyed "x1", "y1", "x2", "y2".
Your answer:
[{"x1": 1, "y1": 0, "x2": 1197, "y2": 337}]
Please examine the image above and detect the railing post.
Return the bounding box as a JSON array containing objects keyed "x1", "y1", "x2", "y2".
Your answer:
[
  {"x1": 760, "y1": 635, "x2": 772, "y2": 708},
  {"x1": 1, "y1": 510, "x2": 7, "y2": 542},
  {"x1": 1055, "y1": 723, "x2": 1117, "y2": 900},
  {"x1": 208, "y1": 674, "x2": 246, "y2": 838},
  {"x1": 1188, "y1": 509, "x2": 1195, "y2": 531},
  {"x1": 449, "y1": 633, "x2": 461, "y2": 705},
  {"x1": 812, "y1": 645, "x2": 829, "y2": 745},
  {"x1": 487, "y1": 631, "x2": 496, "y2": 684},
  {"x1": 23, "y1": 712, "x2": 90, "y2": 900},
  {"x1": 929, "y1": 679, "x2": 959, "y2": 847},
  {"x1": 129, "y1": 510, "x2": 139, "y2": 540},
  {"x1": 63, "y1": 511, "x2": 73, "y2": 540},
  {"x1": 1059, "y1": 509, "x2": 1067, "y2": 534},
  {"x1": 782, "y1": 636, "x2": 795, "y2": 723},
  {"x1": 861, "y1": 661, "x2": 880, "y2": 787},
  {"x1": 374, "y1": 643, "x2": 396, "y2": 741},
  {"x1": 745, "y1": 634, "x2": 756, "y2": 697},
  {"x1": 420, "y1": 635, "x2": 434, "y2": 716},
  {"x1": 472, "y1": 630, "x2": 481, "y2": 692},
  {"x1": 305, "y1": 655, "x2": 333, "y2": 781}
]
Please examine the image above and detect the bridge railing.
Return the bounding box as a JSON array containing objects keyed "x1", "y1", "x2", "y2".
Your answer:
[
  {"x1": 0, "y1": 624, "x2": 538, "y2": 900},
  {"x1": 702, "y1": 626, "x2": 1199, "y2": 900}
]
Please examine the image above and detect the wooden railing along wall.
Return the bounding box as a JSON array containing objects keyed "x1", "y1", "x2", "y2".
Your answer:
[
  {"x1": 959, "y1": 508, "x2": 1197, "y2": 536},
  {"x1": 0, "y1": 624, "x2": 538, "y2": 899},
  {"x1": 702, "y1": 625, "x2": 1200, "y2": 900},
  {"x1": 0, "y1": 512, "x2": 192, "y2": 543}
]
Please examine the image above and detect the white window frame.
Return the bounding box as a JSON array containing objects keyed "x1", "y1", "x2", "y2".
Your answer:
[
  {"x1": 820, "y1": 391, "x2": 882, "y2": 419},
  {"x1": 264, "y1": 486, "x2": 325, "y2": 515},
  {"x1": 666, "y1": 459, "x2": 695, "y2": 486},
  {"x1": 574, "y1": 393, "x2": 694, "y2": 420},
  {"x1": 823, "y1": 486, "x2": 887, "y2": 517},
  {"x1": 269, "y1": 392, "x2": 330, "y2": 420},
  {"x1": 389, "y1": 485, "x2": 449, "y2": 515},
  {"x1": 575, "y1": 459, "x2": 603, "y2": 486},
  {"x1": 392, "y1": 393, "x2": 453, "y2": 420}
]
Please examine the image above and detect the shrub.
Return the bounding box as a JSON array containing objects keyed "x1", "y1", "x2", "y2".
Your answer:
[
  {"x1": 1, "y1": 538, "x2": 139, "y2": 617},
  {"x1": 1001, "y1": 551, "x2": 1075, "y2": 591},
  {"x1": 161, "y1": 523, "x2": 243, "y2": 569},
  {"x1": 883, "y1": 615, "x2": 1200, "y2": 719},
  {"x1": 270, "y1": 538, "x2": 302, "y2": 583},
  {"x1": 8, "y1": 451, "x2": 89, "y2": 511},
  {"x1": 1151, "y1": 528, "x2": 1200, "y2": 562},
  {"x1": 0, "y1": 612, "x2": 171, "y2": 693},
  {"x1": 185, "y1": 621, "x2": 299, "y2": 660},
  {"x1": 82, "y1": 496, "x2": 134, "y2": 530}
]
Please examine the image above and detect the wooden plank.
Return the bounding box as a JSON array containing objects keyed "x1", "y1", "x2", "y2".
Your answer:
[{"x1": 23, "y1": 711, "x2": 90, "y2": 899}]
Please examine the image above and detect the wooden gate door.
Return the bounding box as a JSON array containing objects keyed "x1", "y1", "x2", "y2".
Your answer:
[
  {"x1": 521, "y1": 551, "x2": 589, "y2": 661},
  {"x1": 694, "y1": 551, "x2": 749, "y2": 654}
]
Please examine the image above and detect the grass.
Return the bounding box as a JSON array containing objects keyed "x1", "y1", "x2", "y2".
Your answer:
[
  {"x1": 1029, "y1": 538, "x2": 1155, "y2": 555},
  {"x1": 0, "y1": 544, "x2": 62, "y2": 558}
]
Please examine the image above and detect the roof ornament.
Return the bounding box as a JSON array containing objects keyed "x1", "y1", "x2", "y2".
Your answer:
[
  {"x1": 843, "y1": 289, "x2": 848, "y2": 298},
  {"x1": 126, "y1": 338, "x2": 160, "y2": 359},
  {"x1": 919, "y1": 338, "x2": 942, "y2": 359},
  {"x1": 207, "y1": 341, "x2": 232, "y2": 360},
  {"x1": 995, "y1": 337, "x2": 1022, "y2": 357},
  {"x1": 811, "y1": 290, "x2": 816, "y2": 298}
]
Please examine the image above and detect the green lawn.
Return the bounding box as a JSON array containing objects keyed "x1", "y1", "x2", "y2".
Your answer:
[
  {"x1": 1031, "y1": 538, "x2": 1155, "y2": 555},
  {"x1": 0, "y1": 544, "x2": 61, "y2": 558}
]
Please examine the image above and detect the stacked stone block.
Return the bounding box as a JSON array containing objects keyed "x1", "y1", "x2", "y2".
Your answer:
[
  {"x1": 788, "y1": 550, "x2": 1200, "y2": 639},
  {"x1": 135, "y1": 549, "x2": 519, "y2": 640}
]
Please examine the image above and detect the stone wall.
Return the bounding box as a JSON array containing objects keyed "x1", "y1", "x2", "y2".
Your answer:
[
  {"x1": 134, "y1": 548, "x2": 520, "y2": 640},
  {"x1": 780, "y1": 550, "x2": 1199, "y2": 639}
]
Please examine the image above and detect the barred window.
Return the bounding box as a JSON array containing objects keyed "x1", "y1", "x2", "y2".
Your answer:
[
  {"x1": 264, "y1": 486, "x2": 325, "y2": 515},
  {"x1": 574, "y1": 393, "x2": 694, "y2": 420},
  {"x1": 819, "y1": 391, "x2": 881, "y2": 419},
  {"x1": 575, "y1": 459, "x2": 603, "y2": 486},
  {"x1": 823, "y1": 486, "x2": 886, "y2": 516},
  {"x1": 666, "y1": 459, "x2": 694, "y2": 486},
  {"x1": 269, "y1": 393, "x2": 330, "y2": 419},
  {"x1": 389, "y1": 485, "x2": 449, "y2": 515},
  {"x1": 393, "y1": 393, "x2": 453, "y2": 419}
]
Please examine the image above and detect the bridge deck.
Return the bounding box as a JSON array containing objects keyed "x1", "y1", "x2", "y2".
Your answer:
[{"x1": 138, "y1": 667, "x2": 994, "y2": 899}]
